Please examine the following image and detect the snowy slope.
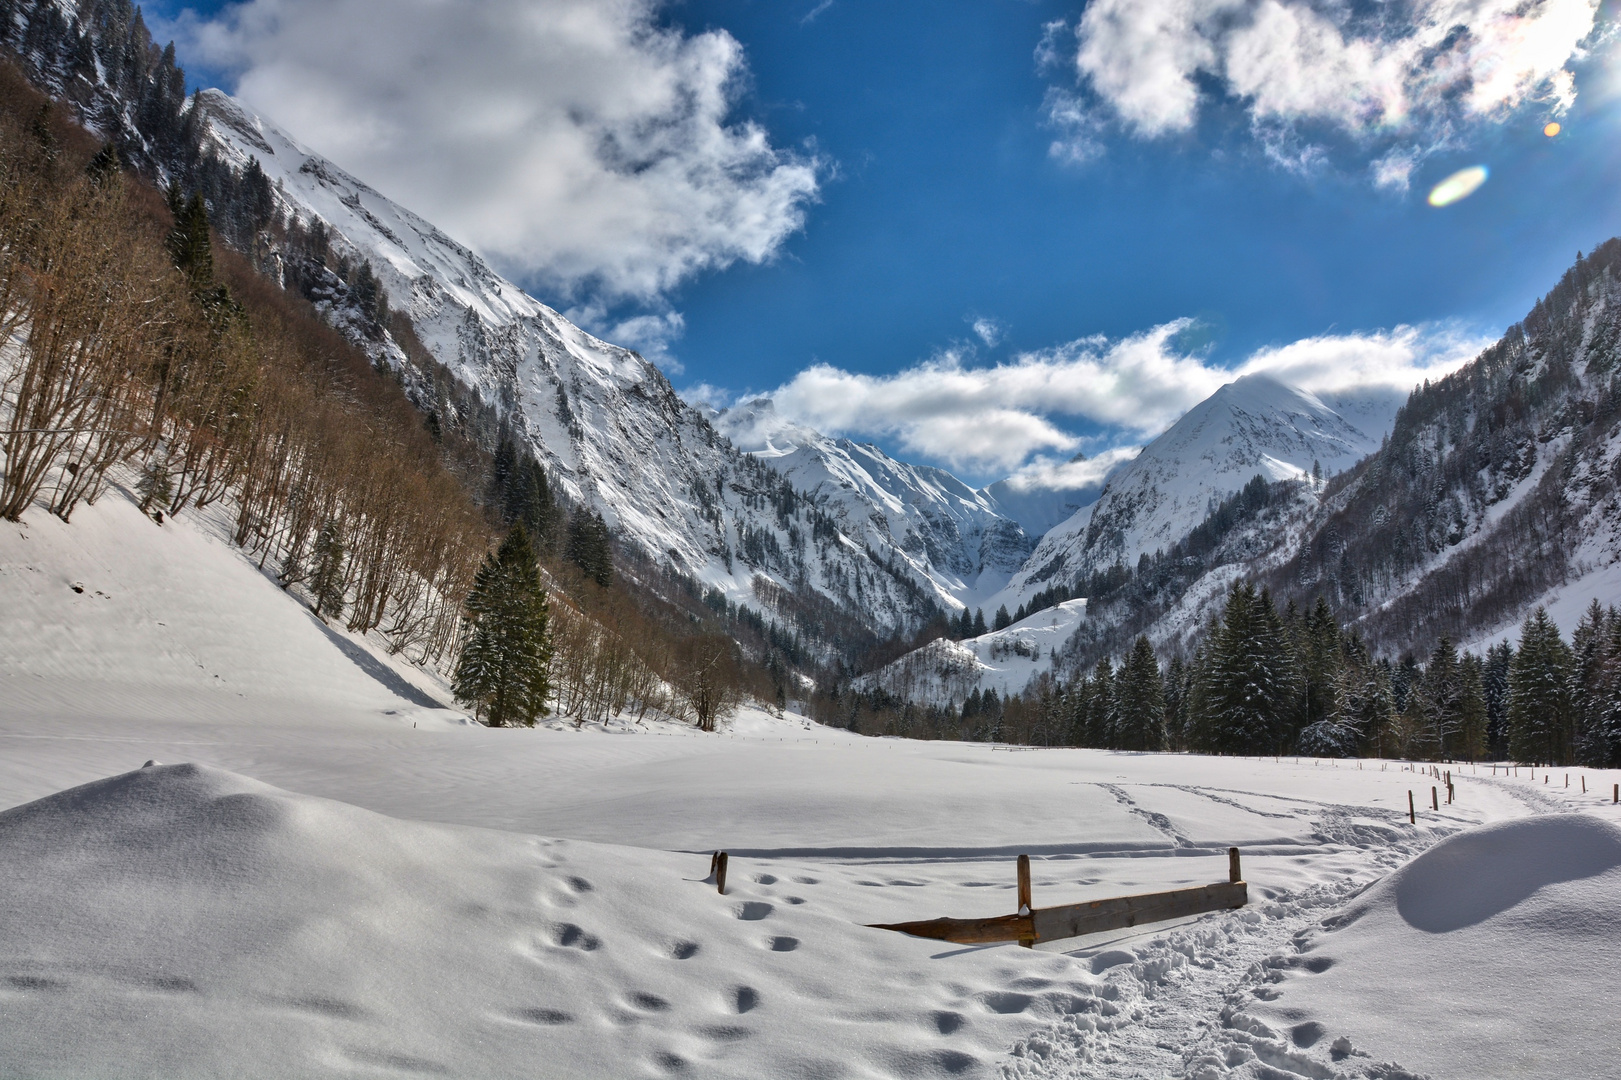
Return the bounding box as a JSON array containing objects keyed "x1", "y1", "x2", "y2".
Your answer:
[
  {"x1": 193, "y1": 90, "x2": 939, "y2": 634},
  {"x1": 1218, "y1": 812, "x2": 1621, "y2": 1080},
  {"x1": 862, "y1": 599, "x2": 1089, "y2": 707},
  {"x1": 7, "y1": 491, "x2": 1620, "y2": 1077},
  {"x1": 992, "y1": 374, "x2": 1379, "y2": 613},
  {"x1": 0, "y1": 480, "x2": 458, "y2": 727},
  {"x1": 713, "y1": 398, "x2": 1033, "y2": 607}
]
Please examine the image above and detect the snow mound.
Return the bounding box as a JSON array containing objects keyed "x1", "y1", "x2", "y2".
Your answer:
[
  {"x1": 1198, "y1": 813, "x2": 1621, "y2": 1079},
  {"x1": 0, "y1": 764, "x2": 1095, "y2": 1078}
]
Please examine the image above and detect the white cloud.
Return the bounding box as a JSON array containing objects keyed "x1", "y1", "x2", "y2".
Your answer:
[
  {"x1": 971, "y1": 316, "x2": 1005, "y2": 348},
  {"x1": 1047, "y1": 0, "x2": 1602, "y2": 170},
  {"x1": 1001, "y1": 447, "x2": 1143, "y2": 493},
  {"x1": 173, "y1": 0, "x2": 821, "y2": 305},
  {"x1": 759, "y1": 320, "x2": 1486, "y2": 476}
]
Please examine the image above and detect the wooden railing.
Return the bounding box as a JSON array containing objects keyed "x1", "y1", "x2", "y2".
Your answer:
[{"x1": 867, "y1": 847, "x2": 1248, "y2": 947}]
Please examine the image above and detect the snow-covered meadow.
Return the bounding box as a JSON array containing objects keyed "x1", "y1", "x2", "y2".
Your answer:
[{"x1": 4, "y1": 489, "x2": 1621, "y2": 1078}]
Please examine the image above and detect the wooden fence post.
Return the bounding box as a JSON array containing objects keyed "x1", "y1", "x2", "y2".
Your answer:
[
  {"x1": 1016, "y1": 854, "x2": 1034, "y2": 948},
  {"x1": 1229, "y1": 847, "x2": 1242, "y2": 884},
  {"x1": 1409, "y1": 790, "x2": 1416, "y2": 824},
  {"x1": 1432, "y1": 786, "x2": 1439, "y2": 811},
  {"x1": 1613, "y1": 783, "x2": 1617, "y2": 804},
  {"x1": 717, "y1": 852, "x2": 729, "y2": 896}
]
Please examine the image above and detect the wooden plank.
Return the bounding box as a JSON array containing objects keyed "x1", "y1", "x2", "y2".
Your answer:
[
  {"x1": 868, "y1": 880, "x2": 1247, "y2": 946},
  {"x1": 1031, "y1": 881, "x2": 1246, "y2": 943},
  {"x1": 868, "y1": 912, "x2": 1035, "y2": 945}
]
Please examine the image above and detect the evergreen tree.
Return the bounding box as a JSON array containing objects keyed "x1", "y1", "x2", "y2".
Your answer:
[
  {"x1": 1163, "y1": 654, "x2": 1187, "y2": 750},
  {"x1": 972, "y1": 609, "x2": 988, "y2": 637},
  {"x1": 1484, "y1": 641, "x2": 1513, "y2": 759},
  {"x1": 309, "y1": 520, "x2": 346, "y2": 621},
  {"x1": 1301, "y1": 597, "x2": 1342, "y2": 731},
  {"x1": 1421, "y1": 636, "x2": 1462, "y2": 758},
  {"x1": 1457, "y1": 652, "x2": 1488, "y2": 760},
  {"x1": 1115, "y1": 636, "x2": 1165, "y2": 751},
  {"x1": 1570, "y1": 600, "x2": 1607, "y2": 765},
  {"x1": 1508, "y1": 607, "x2": 1574, "y2": 764},
  {"x1": 566, "y1": 509, "x2": 613, "y2": 588},
  {"x1": 993, "y1": 605, "x2": 1012, "y2": 631},
  {"x1": 453, "y1": 526, "x2": 553, "y2": 727},
  {"x1": 166, "y1": 189, "x2": 213, "y2": 292},
  {"x1": 1200, "y1": 583, "x2": 1292, "y2": 754},
  {"x1": 505, "y1": 457, "x2": 556, "y2": 546},
  {"x1": 1088, "y1": 657, "x2": 1115, "y2": 747}
]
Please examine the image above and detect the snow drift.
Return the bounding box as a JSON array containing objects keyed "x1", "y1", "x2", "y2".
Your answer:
[
  {"x1": 0, "y1": 763, "x2": 1098, "y2": 1079},
  {"x1": 1206, "y1": 813, "x2": 1621, "y2": 1079}
]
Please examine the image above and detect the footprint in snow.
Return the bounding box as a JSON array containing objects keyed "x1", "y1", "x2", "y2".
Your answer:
[
  {"x1": 730, "y1": 986, "x2": 760, "y2": 1013},
  {"x1": 507, "y1": 1007, "x2": 573, "y2": 1025},
  {"x1": 752, "y1": 873, "x2": 778, "y2": 884},
  {"x1": 766, "y1": 936, "x2": 799, "y2": 952},
  {"x1": 667, "y1": 940, "x2": 700, "y2": 960},
  {"x1": 549, "y1": 923, "x2": 601, "y2": 951},
  {"x1": 733, "y1": 901, "x2": 772, "y2": 921}
]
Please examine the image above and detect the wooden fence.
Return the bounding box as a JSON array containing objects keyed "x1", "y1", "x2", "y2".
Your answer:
[{"x1": 867, "y1": 848, "x2": 1247, "y2": 947}]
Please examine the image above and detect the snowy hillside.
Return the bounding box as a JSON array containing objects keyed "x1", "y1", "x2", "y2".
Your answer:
[
  {"x1": 193, "y1": 90, "x2": 942, "y2": 636},
  {"x1": 993, "y1": 374, "x2": 1380, "y2": 613},
  {"x1": 862, "y1": 599, "x2": 1089, "y2": 707},
  {"x1": 713, "y1": 398, "x2": 1033, "y2": 608}
]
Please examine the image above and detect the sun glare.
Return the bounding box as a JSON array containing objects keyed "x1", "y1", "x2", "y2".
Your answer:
[
  {"x1": 1427, "y1": 166, "x2": 1489, "y2": 207},
  {"x1": 1544, "y1": 121, "x2": 1562, "y2": 137}
]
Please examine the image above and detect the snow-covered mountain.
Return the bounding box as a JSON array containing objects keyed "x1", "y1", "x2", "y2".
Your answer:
[
  {"x1": 193, "y1": 90, "x2": 945, "y2": 638},
  {"x1": 991, "y1": 373, "x2": 1382, "y2": 611},
  {"x1": 709, "y1": 399, "x2": 1032, "y2": 606}
]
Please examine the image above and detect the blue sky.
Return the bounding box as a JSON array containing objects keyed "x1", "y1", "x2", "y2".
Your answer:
[{"x1": 157, "y1": 0, "x2": 1621, "y2": 486}]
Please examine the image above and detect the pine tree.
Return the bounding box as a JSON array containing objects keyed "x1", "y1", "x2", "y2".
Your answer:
[
  {"x1": 453, "y1": 526, "x2": 553, "y2": 727},
  {"x1": 1163, "y1": 655, "x2": 1187, "y2": 750},
  {"x1": 1088, "y1": 657, "x2": 1115, "y2": 747},
  {"x1": 1508, "y1": 607, "x2": 1574, "y2": 764},
  {"x1": 1421, "y1": 636, "x2": 1462, "y2": 758},
  {"x1": 993, "y1": 605, "x2": 1012, "y2": 631},
  {"x1": 1115, "y1": 636, "x2": 1165, "y2": 751},
  {"x1": 1484, "y1": 641, "x2": 1513, "y2": 759},
  {"x1": 1301, "y1": 596, "x2": 1342, "y2": 730},
  {"x1": 972, "y1": 609, "x2": 988, "y2": 637},
  {"x1": 1200, "y1": 583, "x2": 1292, "y2": 754},
  {"x1": 566, "y1": 509, "x2": 613, "y2": 588},
  {"x1": 1457, "y1": 653, "x2": 1488, "y2": 760},
  {"x1": 309, "y1": 519, "x2": 346, "y2": 621}
]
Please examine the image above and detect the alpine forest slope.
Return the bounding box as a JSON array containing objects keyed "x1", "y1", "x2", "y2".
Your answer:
[
  {"x1": 0, "y1": 0, "x2": 963, "y2": 673},
  {"x1": 189, "y1": 89, "x2": 945, "y2": 653},
  {"x1": 710, "y1": 398, "x2": 1034, "y2": 608},
  {"x1": 1274, "y1": 239, "x2": 1621, "y2": 657}
]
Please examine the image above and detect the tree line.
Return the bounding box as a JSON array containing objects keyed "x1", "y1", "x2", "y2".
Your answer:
[{"x1": 0, "y1": 67, "x2": 762, "y2": 732}]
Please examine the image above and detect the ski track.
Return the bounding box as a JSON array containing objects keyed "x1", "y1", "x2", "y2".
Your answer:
[
  {"x1": 1096, "y1": 784, "x2": 1199, "y2": 849},
  {"x1": 1001, "y1": 803, "x2": 1446, "y2": 1080}
]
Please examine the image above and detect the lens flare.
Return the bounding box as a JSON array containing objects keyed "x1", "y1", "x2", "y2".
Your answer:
[
  {"x1": 1427, "y1": 166, "x2": 1488, "y2": 207},
  {"x1": 1544, "y1": 122, "x2": 1561, "y2": 137}
]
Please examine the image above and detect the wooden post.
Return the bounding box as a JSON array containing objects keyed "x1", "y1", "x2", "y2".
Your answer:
[
  {"x1": 1613, "y1": 783, "x2": 1617, "y2": 803},
  {"x1": 1581, "y1": 776, "x2": 1585, "y2": 794},
  {"x1": 709, "y1": 851, "x2": 719, "y2": 877},
  {"x1": 1432, "y1": 786, "x2": 1439, "y2": 811},
  {"x1": 1016, "y1": 854, "x2": 1034, "y2": 948},
  {"x1": 1409, "y1": 790, "x2": 1416, "y2": 824},
  {"x1": 716, "y1": 852, "x2": 729, "y2": 895},
  {"x1": 1229, "y1": 847, "x2": 1242, "y2": 884}
]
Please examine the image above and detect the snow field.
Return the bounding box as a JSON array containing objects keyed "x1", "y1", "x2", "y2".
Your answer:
[{"x1": 7, "y1": 484, "x2": 1621, "y2": 1076}]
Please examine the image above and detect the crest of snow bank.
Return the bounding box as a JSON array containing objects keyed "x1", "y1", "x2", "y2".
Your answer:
[
  {"x1": 0, "y1": 763, "x2": 1091, "y2": 1077},
  {"x1": 1215, "y1": 812, "x2": 1621, "y2": 1080}
]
